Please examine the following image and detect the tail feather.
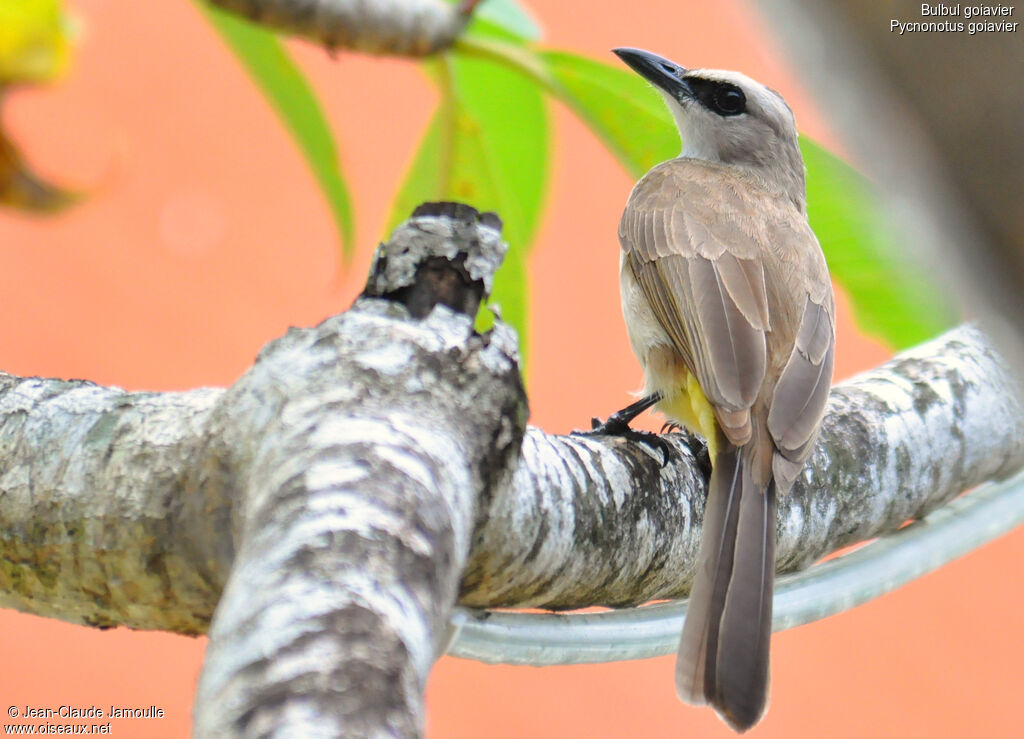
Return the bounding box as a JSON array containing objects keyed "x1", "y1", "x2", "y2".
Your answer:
[
  {"x1": 676, "y1": 441, "x2": 775, "y2": 732},
  {"x1": 715, "y1": 478, "x2": 775, "y2": 729},
  {"x1": 676, "y1": 444, "x2": 743, "y2": 704}
]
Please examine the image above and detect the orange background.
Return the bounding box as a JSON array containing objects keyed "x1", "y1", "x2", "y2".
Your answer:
[{"x1": 2, "y1": 1, "x2": 1021, "y2": 737}]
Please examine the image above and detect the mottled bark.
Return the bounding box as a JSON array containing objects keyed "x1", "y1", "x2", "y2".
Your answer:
[
  {"x1": 206, "y1": 0, "x2": 480, "y2": 56},
  {"x1": 1, "y1": 204, "x2": 527, "y2": 737},
  {"x1": 190, "y1": 203, "x2": 526, "y2": 736},
  {"x1": 0, "y1": 377, "x2": 222, "y2": 631},
  {"x1": 461, "y1": 325, "x2": 1024, "y2": 608},
  {"x1": 2, "y1": 203, "x2": 1022, "y2": 734}
]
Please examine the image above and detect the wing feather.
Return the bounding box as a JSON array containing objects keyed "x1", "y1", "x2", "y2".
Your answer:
[
  {"x1": 629, "y1": 255, "x2": 697, "y2": 372},
  {"x1": 619, "y1": 161, "x2": 771, "y2": 419},
  {"x1": 768, "y1": 297, "x2": 835, "y2": 491},
  {"x1": 715, "y1": 252, "x2": 771, "y2": 332},
  {"x1": 619, "y1": 158, "x2": 833, "y2": 462},
  {"x1": 688, "y1": 256, "x2": 765, "y2": 410}
]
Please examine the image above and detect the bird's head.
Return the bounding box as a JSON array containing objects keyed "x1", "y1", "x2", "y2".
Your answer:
[{"x1": 613, "y1": 47, "x2": 806, "y2": 212}]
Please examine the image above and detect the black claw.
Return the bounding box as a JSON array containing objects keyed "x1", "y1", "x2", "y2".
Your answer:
[
  {"x1": 574, "y1": 421, "x2": 613, "y2": 436},
  {"x1": 587, "y1": 416, "x2": 629, "y2": 436},
  {"x1": 624, "y1": 428, "x2": 672, "y2": 467},
  {"x1": 683, "y1": 432, "x2": 712, "y2": 478},
  {"x1": 660, "y1": 421, "x2": 683, "y2": 434},
  {"x1": 575, "y1": 420, "x2": 672, "y2": 467},
  {"x1": 574, "y1": 394, "x2": 670, "y2": 464}
]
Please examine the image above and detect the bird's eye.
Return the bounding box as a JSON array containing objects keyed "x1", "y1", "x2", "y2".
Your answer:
[{"x1": 713, "y1": 86, "x2": 746, "y2": 116}]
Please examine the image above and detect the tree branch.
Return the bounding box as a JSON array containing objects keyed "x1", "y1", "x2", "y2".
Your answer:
[
  {"x1": 2, "y1": 204, "x2": 1022, "y2": 734},
  {"x1": 191, "y1": 203, "x2": 527, "y2": 735},
  {"x1": 205, "y1": 0, "x2": 479, "y2": 56},
  {"x1": 457, "y1": 325, "x2": 1024, "y2": 608},
  {"x1": 0, "y1": 375, "x2": 222, "y2": 631}
]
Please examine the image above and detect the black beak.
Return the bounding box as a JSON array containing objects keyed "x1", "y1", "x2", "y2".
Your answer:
[{"x1": 612, "y1": 47, "x2": 692, "y2": 99}]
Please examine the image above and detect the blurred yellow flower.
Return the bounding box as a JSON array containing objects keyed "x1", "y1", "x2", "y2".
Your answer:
[{"x1": 0, "y1": 0, "x2": 73, "y2": 85}]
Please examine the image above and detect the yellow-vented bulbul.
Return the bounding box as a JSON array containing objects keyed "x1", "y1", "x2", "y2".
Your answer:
[{"x1": 610, "y1": 48, "x2": 835, "y2": 731}]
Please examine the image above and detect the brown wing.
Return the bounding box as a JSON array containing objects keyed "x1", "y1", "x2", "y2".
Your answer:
[
  {"x1": 768, "y1": 295, "x2": 835, "y2": 492},
  {"x1": 620, "y1": 159, "x2": 834, "y2": 456},
  {"x1": 619, "y1": 160, "x2": 773, "y2": 432}
]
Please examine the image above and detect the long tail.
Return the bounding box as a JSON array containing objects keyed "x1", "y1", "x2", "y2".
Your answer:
[{"x1": 676, "y1": 440, "x2": 777, "y2": 732}]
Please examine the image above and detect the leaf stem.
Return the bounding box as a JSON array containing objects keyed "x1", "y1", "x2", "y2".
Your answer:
[
  {"x1": 454, "y1": 35, "x2": 554, "y2": 90},
  {"x1": 435, "y1": 54, "x2": 458, "y2": 197}
]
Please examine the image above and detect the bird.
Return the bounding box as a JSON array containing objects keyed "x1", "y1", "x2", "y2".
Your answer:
[{"x1": 607, "y1": 47, "x2": 835, "y2": 731}]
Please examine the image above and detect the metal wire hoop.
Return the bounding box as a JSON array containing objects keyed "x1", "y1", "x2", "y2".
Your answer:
[{"x1": 447, "y1": 470, "x2": 1024, "y2": 665}]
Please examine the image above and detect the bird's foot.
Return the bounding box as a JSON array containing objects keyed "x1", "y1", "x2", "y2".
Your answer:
[
  {"x1": 653, "y1": 422, "x2": 711, "y2": 477},
  {"x1": 574, "y1": 415, "x2": 672, "y2": 467},
  {"x1": 657, "y1": 422, "x2": 710, "y2": 475},
  {"x1": 682, "y1": 431, "x2": 711, "y2": 479}
]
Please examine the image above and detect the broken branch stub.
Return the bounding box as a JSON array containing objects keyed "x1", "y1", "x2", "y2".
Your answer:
[{"x1": 193, "y1": 202, "x2": 526, "y2": 737}]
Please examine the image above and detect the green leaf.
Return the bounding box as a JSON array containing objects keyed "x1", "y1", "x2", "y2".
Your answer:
[
  {"x1": 199, "y1": 4, "x2": 354, "y2": 259},
  {"x1": 540, "y1": 50, "x2": 679, "y2": 177},
  {"x1": 387, "y1": 52, "x2": 548, "y2": 367},
  {"x1": 470, "y1": 0, "x2": 541, "y2": 41},
  {"x1": 801, "y1": 140, "x2": 958, "y2": 348},
  {"x1": 464, "y1": 42, "x2": 955, "y2": 349},
  {"x1": 455, "y1": 42, "x2": 679, "y2": 175},
  {"x1": 386, "y1": 113, "x2": 446, "y2": 236}
]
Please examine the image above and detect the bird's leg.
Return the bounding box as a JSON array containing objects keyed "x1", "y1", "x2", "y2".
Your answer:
[
  {"x1": 682, "y1": 430, "x2": 711, "y2": 479},
  {"x1": 575, "y1": 393, "x2": 671, "y2": 465},
  {"x1": 660, "y1": 421, "x2": 711, "y2": 478},
  {"x1": 589, "y1": 392, "x2": 663, "y2": 434}
]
